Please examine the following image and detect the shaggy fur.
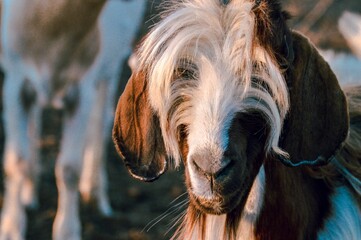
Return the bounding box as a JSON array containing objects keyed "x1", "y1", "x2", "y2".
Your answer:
[{"x1": 139, "y1": 0, "x2": 289, "y2": 166}]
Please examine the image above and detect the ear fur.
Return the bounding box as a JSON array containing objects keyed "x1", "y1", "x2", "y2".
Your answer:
[
  {"x1": 279, "y1": 31, "x2": 349, "y2": 166},
  {"x1": 112, "y1": 71, "x2": 167, "y2": 181}
]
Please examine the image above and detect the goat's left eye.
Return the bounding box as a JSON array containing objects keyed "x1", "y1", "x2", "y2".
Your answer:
[
  {"x1": 174, "y1": 60, "x2": 198, "y2": 80},
  {"x1": 175, "y1": 67, "x2": 195, "y2": 79}
]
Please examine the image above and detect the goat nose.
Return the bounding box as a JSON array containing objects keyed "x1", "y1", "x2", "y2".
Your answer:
[{"x1": 190, "y1": 152, "x2": 232, "y2": 180}]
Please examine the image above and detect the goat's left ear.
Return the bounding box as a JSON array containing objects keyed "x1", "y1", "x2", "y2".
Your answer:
[
  {"x1": 112, "y1": 71, "x2": 167, "y2": 181},
  {"x1": 278, "y1": 31, "x2": 349, "y2": 167}
]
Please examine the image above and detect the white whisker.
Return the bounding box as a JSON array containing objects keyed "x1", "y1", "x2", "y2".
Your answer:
[{"x1": 143, "y1": 193, "x2": 189, "y2": 232}]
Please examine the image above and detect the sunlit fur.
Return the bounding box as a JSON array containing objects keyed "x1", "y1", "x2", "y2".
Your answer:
[{"x1": 138, "y1": 0, "x2": 289, "y2": 167}]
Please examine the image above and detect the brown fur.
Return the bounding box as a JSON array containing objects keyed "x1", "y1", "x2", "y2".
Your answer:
[
  {"x1": 309, "y1": 86, "x2": 361, "y2": 206},
  {"x1": 253, "y1": 1, "x2": 349, "y2": 165},
  {"x1": 112, "y1": 71, "x2": 167, "y2": 181},
  {"x1": 280, "y1": 32, "x2": 348, "y2": 165},
  {"x1": 253, "y1": 0, "x2": 294, "y2": 65},
  {"x1": 255, "y1": 161, "x2": 332, "y2": 239},
  {"x1": 254, "y1": 85, "x2": 361, "y2": 239}
]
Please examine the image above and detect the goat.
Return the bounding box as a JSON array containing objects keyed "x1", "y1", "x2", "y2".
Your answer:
[
  {"x1": 321, "y1": 11, "x2": 361, "y2": 85},
  {"x1": 338, "y1": 11, "x2": 361, "y2": 59},
  {"x1": 112, "y1": 0, "x2": 361, "y2": 239},
  {"x1": 0, "y1": 0, "x2": 145, "y2": 239}
]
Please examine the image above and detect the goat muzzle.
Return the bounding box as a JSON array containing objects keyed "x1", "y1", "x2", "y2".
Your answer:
[{"x1": 191, "y1": 153, "x2": 234, "y2": 184}]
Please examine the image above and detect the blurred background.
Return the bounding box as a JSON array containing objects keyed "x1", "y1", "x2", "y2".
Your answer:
[{"x1": 0, "y1": 0, "x2": 360, "y2": 239}]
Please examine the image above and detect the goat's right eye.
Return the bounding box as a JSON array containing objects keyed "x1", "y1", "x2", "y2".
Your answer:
[
  {"x1": 251, "y1": 77, "x2": 271, "y2": 93},
  {"x1": 177, "y1": 124, "x2": 188, "y2": 141},
  {"x1": 236, "y1": 112, "x2": 269, "y2": 139}
]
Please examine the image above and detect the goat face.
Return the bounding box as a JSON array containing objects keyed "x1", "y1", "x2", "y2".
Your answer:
[
  {"x1": 180, "y1": 111, "x2": 268, "y2": 214},
  {"x1": 114, "y1": 0, "x2": 290, "y2": 214},
  {"x1": 113, "y1": 0, "x2": 349, "y2": 217},
  {"x1": 173, "y1": 57, "x2": 279, "y2": 214}
]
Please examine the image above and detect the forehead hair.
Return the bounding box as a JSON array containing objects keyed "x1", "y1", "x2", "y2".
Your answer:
[{"x1": 137, "y1": 0, "x2": 290, "y2": 166}]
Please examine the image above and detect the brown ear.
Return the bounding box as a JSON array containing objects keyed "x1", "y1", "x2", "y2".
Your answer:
[
  {"x1": 279, "y1": 31, "x2": 349, "y2": 167},
  {"x1": 112, "y1": 71, "x2": 167, "y2": 181}
]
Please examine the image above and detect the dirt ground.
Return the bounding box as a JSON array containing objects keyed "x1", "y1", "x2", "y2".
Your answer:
[{"x1": 0, "y1": 0, "x2": 360, "y2": 239}]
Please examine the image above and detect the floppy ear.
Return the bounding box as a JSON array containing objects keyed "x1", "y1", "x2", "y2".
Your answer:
[
  {"x1": 112, "y1": 71, "x2": 167, "y2": 181},
  {"x1": 279, "y1": 31, "x2": 349, "y2": 167}
]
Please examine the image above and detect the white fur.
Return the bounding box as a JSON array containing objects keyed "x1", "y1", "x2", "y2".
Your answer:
[
  {"x1": 0, "y1": 1, "x2": 145, "y2": 239},
  {"x1": 318, "y1": 187, "x2": 361, "y2": 240},
  {"x1": 139, "y1": 0, "x2": 289, "y2": 200},
  {"x1": 139, "y1": 0, "x2": 290, "y2": 174}
]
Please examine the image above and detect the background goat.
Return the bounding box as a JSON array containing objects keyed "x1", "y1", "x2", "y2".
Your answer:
[
  {"x1": 113, "y1": 0, "x2": 361, "y2": 239},
  {"x1": 0, "y1": 0, "x2": 145, "y2": 239},
  {"x1": 321, "y1": 11, "x2": 361, "y2": 85}
]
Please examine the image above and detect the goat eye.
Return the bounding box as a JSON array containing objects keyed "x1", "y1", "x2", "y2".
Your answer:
[
  {"x1": 177, "y1": 68, "x2": 195, "y2": 79},
  {"x1": 237, "y1": 112, "x2": 269, "y2": 138},
  {"x1": 251, "y1": 77, "x2": 271, "y2": 94},
  {"x1": 177, "y1": 124, "x2": 188, "y2": 141},
  {"x1": 174, "y1": 59, "x2": 198, "y2": 80}
]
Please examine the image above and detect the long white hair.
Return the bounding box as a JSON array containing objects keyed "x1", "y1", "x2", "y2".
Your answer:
[{"x1": 138, "y1": 0, "x2": 290, "y2": 167}]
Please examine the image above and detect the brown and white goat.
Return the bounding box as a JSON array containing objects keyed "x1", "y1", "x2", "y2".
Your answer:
[
  {"x1": 0, "y1": 0, "x2": 145, "y2": 239},
  {"x1": 113, "y1": 0, "x2": 361, "y2": 239}
]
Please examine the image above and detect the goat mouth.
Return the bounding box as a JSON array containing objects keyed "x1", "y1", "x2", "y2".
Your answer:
[
  {"x1": 188, "y1": 184, "x2": 246, "y2": 215},
  {"x1": 190, "y1": 188, "x2": 245, "y2": 215},
  {"x1": 185, "y1": 165, "x2": 251, "y2": 214}
]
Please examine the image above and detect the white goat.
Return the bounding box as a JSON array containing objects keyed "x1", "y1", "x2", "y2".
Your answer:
[{"x1": 0, "y1": 0, "x2": 145, "y2": 239}]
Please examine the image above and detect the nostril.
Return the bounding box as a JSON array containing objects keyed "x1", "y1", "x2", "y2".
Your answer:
[
  {"x1": 190, "y1": 153, "x2": 233, "y2": 180},
  {"x1": 214, "y1": 157, "x2": 233, "y2": 179},
  {"x1": 191, "y1": 159, "x2": 208, "y2": 176}
]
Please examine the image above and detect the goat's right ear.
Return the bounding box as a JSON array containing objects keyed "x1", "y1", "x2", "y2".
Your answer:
[{"x1": 112, "y1": 71, "x2": 167, "y2": 182}]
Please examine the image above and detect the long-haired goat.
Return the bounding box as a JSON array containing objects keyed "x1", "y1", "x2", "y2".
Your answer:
[
  {"x1": 0, "y1": 0, "x2": 145, "y2": 239},
  {"x1": 113, "y1": 0, "x2": 361, "y2": 239}
]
